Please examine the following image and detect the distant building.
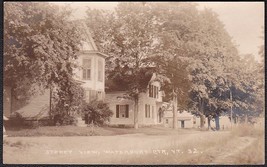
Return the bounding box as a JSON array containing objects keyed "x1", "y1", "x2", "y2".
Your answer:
[
  {"x1": 163, "y1": 109, "x2": 196, "y2": 128},
  {"x1": 163, "y1": 107, "x2": 233, "y2": 129},
  {"x1": 217, "y1": 116, "x2": 232, "y2": 130},
  {"x1": 105, "y1": 73, "x2": 165, "y2": 126}
]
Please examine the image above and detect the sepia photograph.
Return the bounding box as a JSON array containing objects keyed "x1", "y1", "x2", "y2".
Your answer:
[{"x1": 2, "y1": 1, "x2": 265, "y2": 165}]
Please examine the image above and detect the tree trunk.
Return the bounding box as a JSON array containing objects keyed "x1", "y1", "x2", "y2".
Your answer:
[
  {"x1": 199, "y1": 98, "x2": 205, "y2": 128},
  {"x1": 215, "y1": 115, "x2": 220, "y2": 130},
  {"x1": 49, "y1": 87, "x2": 52, "y2": 117},
  {"x1": 173, "y1": 94, "x2": 177, "y2": 129},
  {"x1": 207, "y1": 116, "x2": 211, "y2": 130},
  {"x1": 134, "y1": 97, "x2": 139, "y2": 129},
  {"x1": 200, "y1": 114, "x2": 205, "y2": 128}
]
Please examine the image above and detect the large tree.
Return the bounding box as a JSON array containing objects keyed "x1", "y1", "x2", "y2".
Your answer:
[
  {"x1": 4, "y1": 2, "x2": 84, "y2": 119},
  {"x1": 86, "y1": 2, "x2": 263, "y2": 129},
  {"x1": 231, "y1": 54, "x2": 264, "y2": 123},
  {"x1": 86, "y1": 2, "x2": 159, "y2": 129},
  {"x1": 147, "y1": 3, "x2": 237, "y2": 129},
  {"x1": 255, "y1": 28, "x2": 265, "y2": 118},
  {"x1": 146, "y1": 2, "x2": 196, "y2": 129},
  {"x1": 148, "y1": 3, "x2": 261, "y2": 129}
]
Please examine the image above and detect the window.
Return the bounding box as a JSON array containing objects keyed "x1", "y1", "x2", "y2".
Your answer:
[
  {"x1": 156, "y1": 87, "x2": 158, "y2": 98},
  {"x1": 166, "y1": 119, "x2": 168, "y2": 124},
  {"x1": 82, "y1": 59, "x2": 91, "y2": 80},
  {"x1": 149, "y1": 85, "x2": 153, "y2": 97},
  {"x1": 153, "y1": 86, "x2": 156, "y2": 98},
  {"x1": 116, "y1": 105, "x2": 129, "y2": 118},
  {"x1": 98, "y1": 60, "x2": 103, "y2": 82},
  {"x1": 149, "y1": 84, "x2": 159, "y2": 99},
  {"x1": 145, "y1": 104, "x2": 150, "y2": 118}
]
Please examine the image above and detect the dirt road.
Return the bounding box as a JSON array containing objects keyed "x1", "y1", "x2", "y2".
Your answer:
[{"x1": 3, "y1": 130, "x2": 259, "y2": 164}]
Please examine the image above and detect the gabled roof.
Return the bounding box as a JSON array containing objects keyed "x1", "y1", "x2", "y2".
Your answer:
[
  {"x1": 71, "y1": 19, "x2": 108, "y2": 59},
  {"x1": 73, "y1": 20, "x2": 98, "y2": 51},
  {"x1": 105, "y1": 67, "x2": 157, "y2": 92},
  {"x1": 81, "y1": 22, "x2": 98, "y2": 51}
]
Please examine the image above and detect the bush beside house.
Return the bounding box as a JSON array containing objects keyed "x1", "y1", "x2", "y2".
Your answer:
[{"x1": 82, "y1": 100, "x2": 113, "y2": 126}]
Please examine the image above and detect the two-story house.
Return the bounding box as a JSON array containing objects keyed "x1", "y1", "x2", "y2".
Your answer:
[
  {"x1": 3, "y1": 22, "x2": 107, "y2": 121},
  {"x1": 105, "y1": 73, "x2": 165, "y2": 126}
]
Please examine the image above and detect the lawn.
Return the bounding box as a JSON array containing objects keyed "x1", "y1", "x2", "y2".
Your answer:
[{"x1": 5, "y1": 124, "x2": 198, "y2": 137}]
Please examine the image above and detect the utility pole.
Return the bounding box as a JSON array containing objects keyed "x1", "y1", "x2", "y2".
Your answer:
[
  {"x1": 172, "y1": 73, "x2": 177, "y2": 129},
  {"x1": 50, "y1": 86, "x2": 52, "y2": 116},
  {"x1": 134, "y1": 98, "x2": 139, "y2": 129},
  {"x1": 173, "y1": 92, "x2": 177, "y2": 129},
  {"x1": 225, "y1": 72, "x2": 233, "y2": 130},
  {"x1": 230, "y1": 88, "x2": 233, "y2": 129}
]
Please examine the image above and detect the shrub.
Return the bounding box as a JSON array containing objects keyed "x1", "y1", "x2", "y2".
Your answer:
[
  {"x1": 6, "y1": 112, "x2": 55, "y2": 129},
  {"x1": 38, "y1": 119, "x2": 54, "y2": 126},
  {"x1": 52, "y1": 114, "x2": 77, "y2": 126},
  {"x1": 6, "y1": 112, "x2": 24, "y2": 127},
  {"x1": 62, "y1": 115, "x2": 78, "y2": 125},
  {"x1": 10, "y1": 141, "x2": 23, "y2": 147},
  {"x1": 82, "y1": 100, "x2": 113, "y2": 126}
]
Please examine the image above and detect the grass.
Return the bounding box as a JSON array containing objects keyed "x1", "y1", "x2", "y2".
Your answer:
[
  {"x1": 5, "y1": 124, "x2": 190, "y2": 137},
  {"x1": 3, "y1": 140, "x2": 10, "y2": 145},
  {"x1": 10, "y1": 141, "x2": 23, "y2": 147},
  {"x1": 3, "y1": 139, "x2": 27, "y2": 148},
  {"x1": 104, "y1": 125, "x2": 187, "y2": 135},
  {"x1": 232, "y1": 137, "x2": 264, "y2": 165},
  {"x1": 231, "y1": 123, "x2": 264, "y2": 137},
  {"x1": 6, "y1": 125, "x2": 100, "y2": 137},
  {"x1": 230, "y1": 124, "x2": 265, "y2": 164}
]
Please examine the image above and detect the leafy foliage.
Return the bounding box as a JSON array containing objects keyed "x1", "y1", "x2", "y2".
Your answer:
[
  {"x1": 4, "y1": 2, "x2": 84, "y2": 120},
  {"x1": 86, "y1": 3, "x2": 159, "y2": 96},
  {"x1": 86, "y1": 3, "x2": 162, "y2": 128},
  {"x1": 82, "y1": 101, "x2": 113, "y2": 126},
  {"x1": 51, "y1": 80, "x2": 85, "y2": 118},
  {"x1": 85, "y1": 2, "x2": 263, "y2": 126}
]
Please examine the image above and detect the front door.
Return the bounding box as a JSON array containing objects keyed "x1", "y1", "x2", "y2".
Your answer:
[
  {"x1": 158, "y1": 108, "x2": 162, "y2": 123},
  {"x1": 181, "y1": 120, "x2": 185, "y2": 128}
]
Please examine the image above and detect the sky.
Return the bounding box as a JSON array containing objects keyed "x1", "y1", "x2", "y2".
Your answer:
[
  {"x1": 53, "y1": 2, "x2": 264, "y2": 61},
  {"x1": 197, "y1": 2, "x2": 264, "y2": 61}
]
